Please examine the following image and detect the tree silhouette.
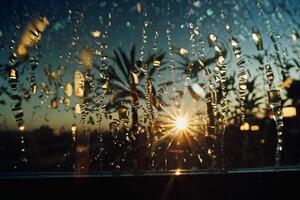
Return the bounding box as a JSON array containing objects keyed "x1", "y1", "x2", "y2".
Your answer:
[{"x1": 106, "y1": 45, "x2": 168, "y2": 131}]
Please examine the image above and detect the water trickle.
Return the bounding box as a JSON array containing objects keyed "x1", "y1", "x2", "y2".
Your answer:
[
  {"x1": 166, "y1": 27, "x2": 176, "y2": 93},
  {"x1": 268, "y1": 89, "x2": 283, "y2": 166},
  {"x1": 230, "y1": 36, "x2": 248, "y2": 122}
]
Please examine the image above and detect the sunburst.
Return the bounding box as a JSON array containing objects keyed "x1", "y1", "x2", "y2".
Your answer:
[
  {"x1": 151, "y1": 95, "x2": 209, "y2": 169},
  {"x1": 157, "y1": 95, "x2": 208, "y2": 140},
  {"x1": 160, "y1": 106, "x2": 201, "y2": 138},
  {"x1": 175, "y1": 116, "x2": 187, "y2": 131}
]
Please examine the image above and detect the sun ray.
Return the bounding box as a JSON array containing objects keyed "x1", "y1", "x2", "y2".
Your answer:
[{"x1": 151, "y1": 97, "x2": 209, "y2": 169}]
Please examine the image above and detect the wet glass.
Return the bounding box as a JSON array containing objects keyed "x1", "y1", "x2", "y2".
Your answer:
[{"x1": 0, "y1": 0, "x2": 300, "y2": 176}]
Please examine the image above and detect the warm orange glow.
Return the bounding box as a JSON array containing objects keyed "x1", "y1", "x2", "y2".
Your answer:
[
  {"x1": 250, "y1": 125, "x2": 260, "y2": 131},
  {"x1": 74, "y1": 104, "x2": 81, "y2": 114},
  {"x1": 157, "y1": 99, "x2": 208, "y2": 139},
  {"x1": 34, "y1": 17, "x2": 49, "y2": 32},
  {"x1": 71, "y1": 124, "x2": 77, "y2": 133},
  {"x1": 63, "y1": 98, "x2": 71, "y2": 106},
  {"x1": 279, "y1": 77, "x2": 293, "y2": 89},
  {"x1": 283, "y1": 107, "x2": 297, "y2": 118},
  {"x1": 91, "y1": 30, "x2": 101, "y2": 38},
  {"x1": 71, "y1": 124, "x2": 77, "y2": 142},
  {"x1": 102, "y1": 80, "x2": 109, "y2": 90},
  {"x1": 9, "y1": 68, "x2": 17, "y2": 80},
  {"x1": 240, "y1": 122, "x2": 250, "y2": 131},
  {"x1": 153, "y1": 98, "x2": 208, "y2": 161},
  {"x1": 175, "y1": 168, "x2": 181, "y2": 176},
  {"x1": 153, "y1": 59, "x2": 161, "y2": 68},
  {"x1": 79, "y1": 48, "x2": 93, "y2": 70},
  {"x1": 74, "y1": 70, "x2": 85, "y2": 98},
  {"x1": 64, "y1": 82, "x2": 73, "y2": 97},
  {"x1": 17, "y1": 44, "x2": 28, "y2": 57},
  {"x1": 17, "y1": 16, "x2": 49, "y2": 58},
  {"x1": 19, "y1": 125, "x2": 25, "y2": 132}
]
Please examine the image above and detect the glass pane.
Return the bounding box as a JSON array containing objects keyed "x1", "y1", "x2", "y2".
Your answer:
[{"x1": 0, "y1": 0, "x2": 300, "y2": 175}]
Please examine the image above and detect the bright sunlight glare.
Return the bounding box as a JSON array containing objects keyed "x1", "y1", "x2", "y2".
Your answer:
[{"x1": 175, "y1": 116, "x2": 187, "y2": 131}]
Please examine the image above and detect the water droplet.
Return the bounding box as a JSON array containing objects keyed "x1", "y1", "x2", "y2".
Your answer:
[{"x1": 207, "y1": 8, "x2": 214, "y2": 16}]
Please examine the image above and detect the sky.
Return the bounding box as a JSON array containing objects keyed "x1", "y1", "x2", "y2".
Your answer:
[{"x1": 0, "y1": 0, "x2": 300, "y2": 131}]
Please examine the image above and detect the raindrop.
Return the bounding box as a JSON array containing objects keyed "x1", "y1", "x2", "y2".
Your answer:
[
  {"x1": 91, "y1": 30, "x2": 101, "y2": 38},
  {"x1": 207, "y1": 8, "x2": 214, "y2": 16},
  {"x1": 268, "y1": 89, "x2": 283, "y2": 166},
  {"x1": 251, "y1": 27, "x2": 264, "y2": 51},
  {"x1": 225, "y1": 23, "x2": 231, "y2": 33},
  {"x1": 179, "y1": 48, "x2": 188, "y2": 56},
  {"x1": 64, "y1": 82, "x2": 73, "y2": 97},
  {"x1": 264, "y1": 63, "x2": 274, "y2": 89},
  {"x1": 166, "y1": 28, "x2": 176, "y2": 92},
  {"x1": 74, "y1": 70, "x2": 85, "y2": 98}
]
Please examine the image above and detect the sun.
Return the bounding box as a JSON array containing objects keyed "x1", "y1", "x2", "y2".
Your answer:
[
  {"x1": 150, "y1": 95, "x2": 209, "y2": 168},
  {"x1": 155, "y1": 96, "x2": 209, "y2": 138},
  {"x1": 175, "y1": 116, "x2": 187, "y2": 131}
]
